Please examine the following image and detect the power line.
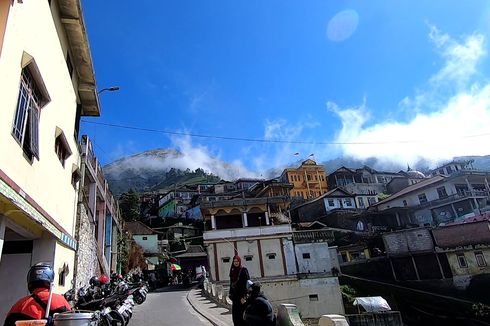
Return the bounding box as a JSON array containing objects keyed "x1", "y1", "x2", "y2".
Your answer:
[{"x1": 81, "y1": 120, "x2": 490, "y2": 146}]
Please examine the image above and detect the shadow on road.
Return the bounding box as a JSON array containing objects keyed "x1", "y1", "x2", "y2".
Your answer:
[{"x1": 153, "y1": 284, "x2": 197, "y2": 293}]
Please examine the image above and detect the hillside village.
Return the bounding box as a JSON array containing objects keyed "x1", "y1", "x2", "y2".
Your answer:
[
  {"x1": 117, "y1": 156, "x2": 490, "y2": 323},
  {"x1": 2, "y1": 1, "x2": 490, "y2": 326}
]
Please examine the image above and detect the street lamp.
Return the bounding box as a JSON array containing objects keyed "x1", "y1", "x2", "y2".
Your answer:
[{"x1": 98, "y1": 86, "x2": 120, "y2": 94}]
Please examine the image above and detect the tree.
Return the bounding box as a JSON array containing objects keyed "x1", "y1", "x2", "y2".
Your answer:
[{"x1": 119, "y1": 189, "x2": 140, "y2": 221}]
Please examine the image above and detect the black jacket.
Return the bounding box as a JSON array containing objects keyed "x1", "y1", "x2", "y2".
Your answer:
[
  {"x1": 244, "y1": 294, "x2": 275, "y2": 326},
  {"x1": 229, "y1": 267, "x2": 250, "y2": 302}
]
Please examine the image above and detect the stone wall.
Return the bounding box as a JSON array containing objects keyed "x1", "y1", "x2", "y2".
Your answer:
[{"x1": 75, "y1": 204, "x2": 99, "y2": 290}]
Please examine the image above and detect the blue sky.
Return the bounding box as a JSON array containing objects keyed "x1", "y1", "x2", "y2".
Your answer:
[{"x1": 81, "y1": 1, "x2": 490, "y2": 177}]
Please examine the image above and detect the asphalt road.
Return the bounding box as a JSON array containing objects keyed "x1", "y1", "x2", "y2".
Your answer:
[{"x1": 130, "y1": 286, "x2": 213, "y2": 326}]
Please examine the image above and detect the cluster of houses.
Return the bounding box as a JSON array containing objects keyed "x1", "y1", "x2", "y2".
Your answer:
[
  {"x1": 133, "y1": 158, "x2": 490, "y2": 317},
  {"x1": 0, "y1": 0, "x2": 124, "y2": 321}
]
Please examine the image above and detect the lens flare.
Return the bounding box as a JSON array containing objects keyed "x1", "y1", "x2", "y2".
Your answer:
[{"x1": 327, "y1": 9, "x2": 359, "y2": 42}]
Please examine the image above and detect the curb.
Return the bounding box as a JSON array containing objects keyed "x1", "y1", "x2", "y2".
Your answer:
[{"x1": 187, "y1": 288, "x2": 226, "y2": 326}]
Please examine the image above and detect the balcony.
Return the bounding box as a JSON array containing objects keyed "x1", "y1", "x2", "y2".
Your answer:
[
  {"x1": 418, "y1": 190, "x2": 490, "y2": 210},
  {"x1": 203, "y1": 224, "x2": 292, "y2": 241}
]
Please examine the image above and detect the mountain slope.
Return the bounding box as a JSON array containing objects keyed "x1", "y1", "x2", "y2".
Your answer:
[
  {"x1": 104, "y1": 149, "x2": 490, "y2": 196},
  {"x1": 103, "y1": 149, "x2": 221, "y2": 195}
]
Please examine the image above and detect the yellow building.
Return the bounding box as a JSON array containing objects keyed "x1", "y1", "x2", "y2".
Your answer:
[
  {"x1": 0, "y1": 0, "x2": 99, "y2": 319},
  {"x1": 280, "y1": 159, "x2": 328, "y2": 199}
]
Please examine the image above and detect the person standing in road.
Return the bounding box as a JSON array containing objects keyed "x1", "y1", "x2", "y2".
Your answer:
[{"x1": 229, "y1": 255, "x2": 250, "y2": 326}]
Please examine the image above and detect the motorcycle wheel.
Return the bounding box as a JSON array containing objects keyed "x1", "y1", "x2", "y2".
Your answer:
[
  {"x1": 133, "y1": 293, "x2": 145, "y2": 305},
  {"x1": 108, "y1": 310, "x2": 126, "y2": 326}
]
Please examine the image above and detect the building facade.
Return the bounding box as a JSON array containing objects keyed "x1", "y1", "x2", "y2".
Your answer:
[
  {"x1": 280, "y1": 160, "x2": 327, "y2": 200},
  {"x1": 201, "y1": 184, "x2": 344, "y2": 318},
  {"x1": 374, "y1": 171, "x2": 490, "y2": 226},
  {"x1": 0, "y1": 0, "x2": 99, "y2": 320},
  {"x1": 74, "y1": 136, "x2": 121, "y2": 290}
]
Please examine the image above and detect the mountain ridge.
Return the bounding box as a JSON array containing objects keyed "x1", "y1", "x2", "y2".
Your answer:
[{"x1": 103, "y1": 149, "x2": 490, "y2": 196}]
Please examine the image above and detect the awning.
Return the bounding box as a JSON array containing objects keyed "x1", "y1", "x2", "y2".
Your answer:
[{"x1": 353, "y1": 297, "x2": 391, "y2": 312}]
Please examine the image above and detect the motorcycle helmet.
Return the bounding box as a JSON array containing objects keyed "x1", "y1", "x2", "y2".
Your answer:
[
  {"x1": 99, "y1": 274, "x2": 110, "y2": 284},
  {"x1": 27, "y1": 262, "x2": 54, "y2": 293},
  {"x1": 89, "y1": 276, "x2": 101, "y2": 287}
]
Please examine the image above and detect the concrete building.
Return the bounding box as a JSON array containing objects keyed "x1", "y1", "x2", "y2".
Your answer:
[
  {"x1": 432, "y1": 217, "x2": 490, "y2": 289},
  {"x1": 0, "y1": 0, "x2": 99, "y2": 320},
  {"x1": 280, "y1": 159, "x2": 328, "y2": 200},
  {"x1": 74, "y1": 136, "x2": 121, "y2": 290},
  {"x1": 328, "y1": 166, "x2": 402, "y2": 196},
  {"x1": 201, "y1": 183, "x2": 344, "y2": 318},
  {"x1": 374, "y1": 171, "x2": 490, "y2": 227}
]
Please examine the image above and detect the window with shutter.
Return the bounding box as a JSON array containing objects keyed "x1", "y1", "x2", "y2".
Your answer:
[{"x1": 11, "y1": 63, "x2": 49, "y2": 162}]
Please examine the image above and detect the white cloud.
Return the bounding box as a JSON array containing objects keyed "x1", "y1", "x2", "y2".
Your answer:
[
  {"x1": 332, "y1": 27, "x2": 490, "y2": 168},
  {"x1": 429, "y1": 25, "x2": 485, "y2": 87},
  {"x1": 106, "y1": 135, "x2": 259, "y2": 181}
]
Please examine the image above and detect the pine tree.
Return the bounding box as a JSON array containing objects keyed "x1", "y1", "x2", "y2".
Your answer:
[{"x1": 119, "y1": 189, "x2": 140, "y2": 221}]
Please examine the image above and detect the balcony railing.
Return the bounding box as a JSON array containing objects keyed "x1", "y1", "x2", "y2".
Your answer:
[
  {"x1": 292, "y1": 229, "x2": 334, "y2": 243},
  {"x1": 420, "y1": 190, "x2": 490, "y2": 210}
]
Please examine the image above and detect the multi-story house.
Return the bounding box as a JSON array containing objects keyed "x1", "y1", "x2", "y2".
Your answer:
[
  {"x1": 374, "y1": 169, "x2": 490, "y2": 227},
  {"x1": 74, "y1": 136, "x2": 121, "y2": 290},
  {"x1": 429, "y1": 160, "x2": 476, "y2": 177},
  {"x1": 0, "y1": 0, "x2": 100, "y2": 319},
  {"x1": 328, "y1": 166, "x2": 402, "y2": 196},
  {"x1": 201, "y1": 181, "x2": 344, "y2": 318},
  {"x1": 280, "y1": 159, "x2": 328, "y2": 200}
]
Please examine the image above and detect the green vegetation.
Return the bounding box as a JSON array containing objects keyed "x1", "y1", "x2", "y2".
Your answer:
[{"x1": 119, "y1": 189, "x2": 140, "y2": 221}]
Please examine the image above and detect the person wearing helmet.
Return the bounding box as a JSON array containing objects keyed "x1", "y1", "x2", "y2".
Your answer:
[
  {"x1": 243, "y1": 282, "x2": 276, "y2": 326},
  {"x1": 3, "y1": 263, "x2": 71, "y2": 326}
]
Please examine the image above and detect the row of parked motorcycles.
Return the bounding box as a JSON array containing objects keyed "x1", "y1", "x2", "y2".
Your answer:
[{"x1": 57, "y1": 273, "x2": 148, "y2": 326}]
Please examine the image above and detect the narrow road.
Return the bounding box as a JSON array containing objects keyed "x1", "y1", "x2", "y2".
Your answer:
[{"x1": 131, "y1": 286, "x2": 212, "y2": 326}]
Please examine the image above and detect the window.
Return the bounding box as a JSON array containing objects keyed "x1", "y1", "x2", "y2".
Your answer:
[
  {"x1": 475, "y1": 251, "x2": 487, "y2": 267},
  {"x1": 403, "y1": 200, "x2": 408, "y2": 207},
  {"x1": 12, "y1": 56, "x2": 50, "y2": 160},
  {"x1": 266, "y1": 253, "x2": 276, "y2": 260},
  {"x1": 142, "y1": 236, "x2": 148, "y2": 240},
  {"x1": 71, "y1": 164, "x2": 81, "y2": 188},
  {"x1": 437, "y1": 186, "x2": 448, "y2": 199},
  {"x1": 221, "y1": 257, "x2": 230, "y2": 263},
  {"x1": 344, "y1": 198, "x2": 352, "y2": 207},
  {"x1": 302, "y1": 253, "x2": 311, "y2": 259},
  {"x1": 244, "y1": 255, "x2": 253, "y2": 261},
  {"x1": 309, "y1": 294, "x2": 319, "y2": 301},
  {"x1": 368, "y1": 197, "x2": 377, "y2": 205},
  {"x1": 446, "y1": 166, "x2": 453, "y2": 174},
  {"x1": 55, "y1": 128, "x2": 72, "y2": 167},
  {"x1": 418, "y1": 193, "x2": 428, "y2": 204},
  {"x1": 328, "y1": 199, "x2": 335, "y2": 207},
  {"x1": 457, "y1": 254, "x2": 468, "y2": 268},
  {"x1": 12, "y1": 69, "x2": 42, "y2": 160},
  {"x1": 358, "y1": 197, "x2": 365, "y2": 207}
]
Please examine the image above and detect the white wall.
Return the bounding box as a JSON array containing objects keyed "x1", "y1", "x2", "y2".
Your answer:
[
  {"x1": 0, "y1": 0, "x2": 79, "y2": 236},
  {"x1": 261, "y1": 277, "x2": 344, "y2": 318},
  {"x1": 236, "y1": 240, "x2": 261, "y2": 278},
  {"x1": 261, "y1": 239, "x2": 285, "y2": 277},
  {"x1": 294, "y1": 243, "x2": 333, "y2": 274},
  {"x1": 283, "y1": 239, "x2": 297, "y2": 275}
]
